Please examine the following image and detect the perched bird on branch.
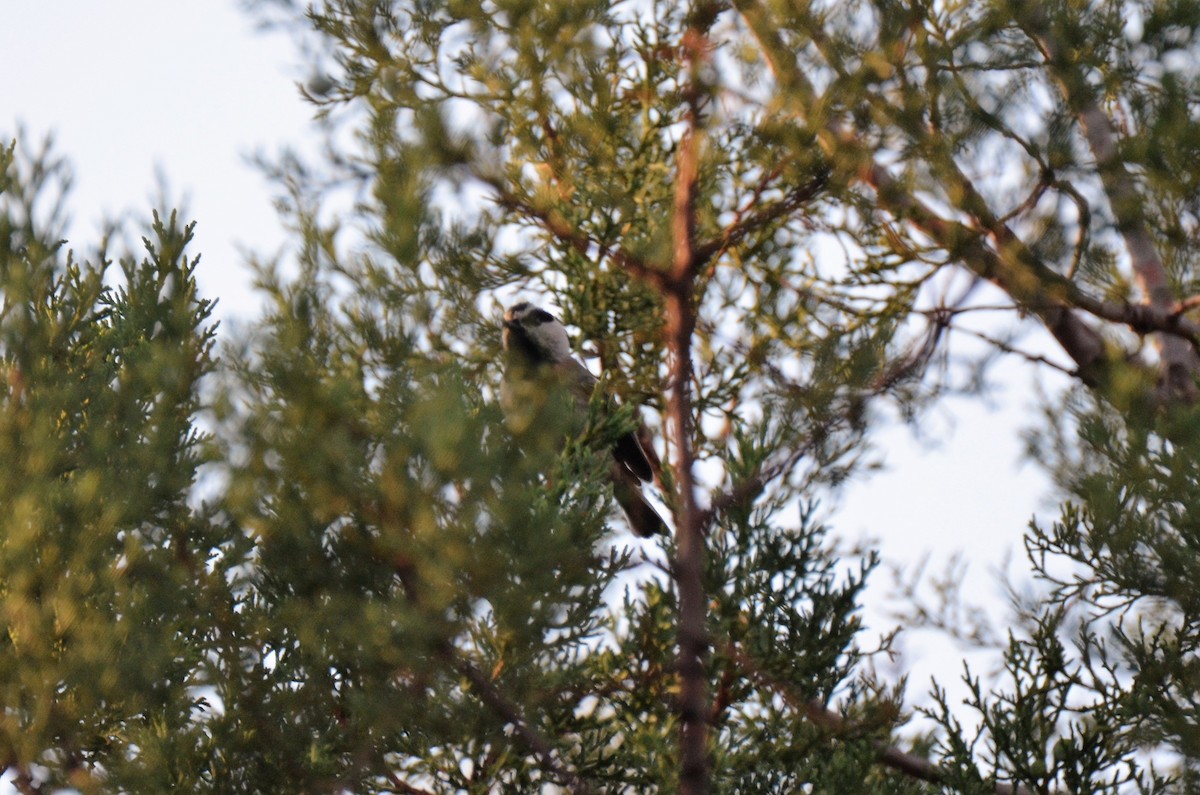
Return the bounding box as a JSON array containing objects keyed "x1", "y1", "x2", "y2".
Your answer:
[{"x1": 501, "y1": 302, "x2": 668, "y2": 538}]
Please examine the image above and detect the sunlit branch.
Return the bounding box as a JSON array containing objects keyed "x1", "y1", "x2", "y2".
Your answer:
[
  {"x1": 670, "y1": 21, "x2": 710, "y2": 793},
  {"x1": 482, "y1": 177, "x2": 669, "y2": 291},
  {"x1": 733, "y1": 0, "x2": 1200, "y2": 401},
  {"x1": 694, "y1": 169, "x2": 830, "y2": 269},
  {"x1": 1174, "y1": 294, "x2": 1200, "y2": 316},
  {"x1": 1012, "y1": 0, "x2": 1200, "y2": 396}
]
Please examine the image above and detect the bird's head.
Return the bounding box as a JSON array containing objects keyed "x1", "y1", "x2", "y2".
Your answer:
[{"x1": 502, "y1": 302, "x2": 573, "y2": 365}]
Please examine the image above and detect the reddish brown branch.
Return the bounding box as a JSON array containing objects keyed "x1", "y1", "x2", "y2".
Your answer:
[
  {"x1": 670, "y1": 14, "x2": 717, "y2": 795},
  {"x1": 670, "y1": 119, "x2": 711, "y2": 795},
  {"x1": 1011, "y1": 0, "x2": 1199, "y2": 397},
  {"x1": 1175, "y1": 294, "x2": 1200, "y2": 316},
  {"x1": 484, "y1": 179, "x2": 669, "y2": 290},
  {"x1": 734, "y1": 0, "x2": 1200, "y2": 403}
]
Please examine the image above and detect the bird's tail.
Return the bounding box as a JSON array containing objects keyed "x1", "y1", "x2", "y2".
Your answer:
[{"x1": 612, "y1": 471, "x2": 669, "y2": 537}]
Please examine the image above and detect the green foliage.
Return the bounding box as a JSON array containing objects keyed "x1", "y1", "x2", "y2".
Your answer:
[
  {"x1": 0, "y1": 142, "x2": 220, "y2": 792},
  {"x1": 218, "y1": 2, "x2": 917, "y2": 791},
  {"x1": 208, "y1": 238, "x2": 632, "y2": 790},
  {"x1": 912, "y1": 382, "x2": 1200, "y2": 792},
  {"x1": 9, "y1": 0, "x2": 1200, "y2": 789}
]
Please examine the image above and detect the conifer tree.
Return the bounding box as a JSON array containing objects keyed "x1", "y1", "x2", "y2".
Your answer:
[
  {"x1": 6, "y1": 0, "x2": 1200, "y2": 791},
  {"x1": 0, "y1": 140, "x2": 224, "y2": 792}
]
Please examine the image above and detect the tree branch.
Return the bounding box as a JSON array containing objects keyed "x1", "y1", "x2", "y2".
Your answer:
[
  {"x1": 1176, "y1": 294, "x2": 1200, "y2": 316},
  {"x1": 734, "y1": 0, "x2": 1200, "y2": 402},
  {"x1": 730, "y1": 647, "x2": 1037, "y2": 795},
  {"x1": 733, "y1": 0, "x2": 1103, "y2": 380},
  {"x1": 670, "y1": 24, "x2": 710, "y2": 794},
  {"x1": 449, "y1": 656, "x2": 595, "y2": 795},
  {"x1": 384, "y1": 770, "x2": 438, "y2": 795},
  {"x1": 1012, "y1": 0, "x2": 1200, "y2": 397},
  {"x1": 482, "y1": 177, "x2": 669, "y2": 291},
  {"x1": 693, "y1": 168, "x2": 829, "y2": 269}
]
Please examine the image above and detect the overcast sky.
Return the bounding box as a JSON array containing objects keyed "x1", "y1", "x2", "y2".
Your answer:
[
  {"x1": 2, "y1": 2, "x2": 313, "y2": 322},
  {"x1": 2, "y1": 1, "x2": 1066, "y2": 784}
]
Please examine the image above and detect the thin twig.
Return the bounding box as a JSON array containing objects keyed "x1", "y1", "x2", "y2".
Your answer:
[
  {"x1": 1012, "y1": 0, "x2": 1200, "y2": 396},
  {"x1": 730, "y1": 646, "x2": 1037, "y2": 795},
  {"x1": 449, "y1": 656, "x2": 595, "y2": 795},
  {"x1": 694, "y1": 169, "x2": 829, "y2": 268},
  {"x1": 483, "y1": 178, "x2": 668, "y2": 291},
  {"x1": 1173, "y1": 294, "x2": 1200, "y2": 316},
  {"x1": 956, "y1": 326, "x2": 1078, "y2": 377}
]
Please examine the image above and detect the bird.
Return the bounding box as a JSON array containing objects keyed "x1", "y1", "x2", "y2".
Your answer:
[{"x1": 501, "y1": 302, "x2": 668, "y2": 537}]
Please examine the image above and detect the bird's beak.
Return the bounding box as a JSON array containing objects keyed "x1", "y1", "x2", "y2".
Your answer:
[{"x1": 500, "y1": 315, "x2": 517, "y2": 351}]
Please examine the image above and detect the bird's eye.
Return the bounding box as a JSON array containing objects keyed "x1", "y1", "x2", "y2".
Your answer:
[
  {"x1": 530, "y1": 309, "x2": 556, "y2": 325},
  {"x1": 509, "y1": 301, "x2": 530, "y2": 314}
]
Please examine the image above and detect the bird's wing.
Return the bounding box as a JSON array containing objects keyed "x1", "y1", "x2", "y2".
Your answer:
[
  {"x1": 557, "y1": 358, "x2": 656, "y2": 483},
  {"x1": 556, "y1": 356, "x2": 600, "y2": 399},
  {"x1": 613, "y1": 430, "x2": 655, "y2": 482}
]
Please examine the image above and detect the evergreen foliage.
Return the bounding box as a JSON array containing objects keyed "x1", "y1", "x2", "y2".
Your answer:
[{"x1": 5, "y1": 0, "x2": 1200, "y2": 791}]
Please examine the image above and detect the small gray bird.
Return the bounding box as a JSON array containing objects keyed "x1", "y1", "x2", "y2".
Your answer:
[{"x1": 501, "y1": 302, "x2": 668, "y2": 537}]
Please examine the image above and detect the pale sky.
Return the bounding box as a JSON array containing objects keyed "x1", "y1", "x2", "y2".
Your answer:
[
  {"x1": 2, "y1": 2, "x2": 312, "y2": 322},
  {"x1": 1, "y1": 1, "x2": 1065, "y2": 786}
]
